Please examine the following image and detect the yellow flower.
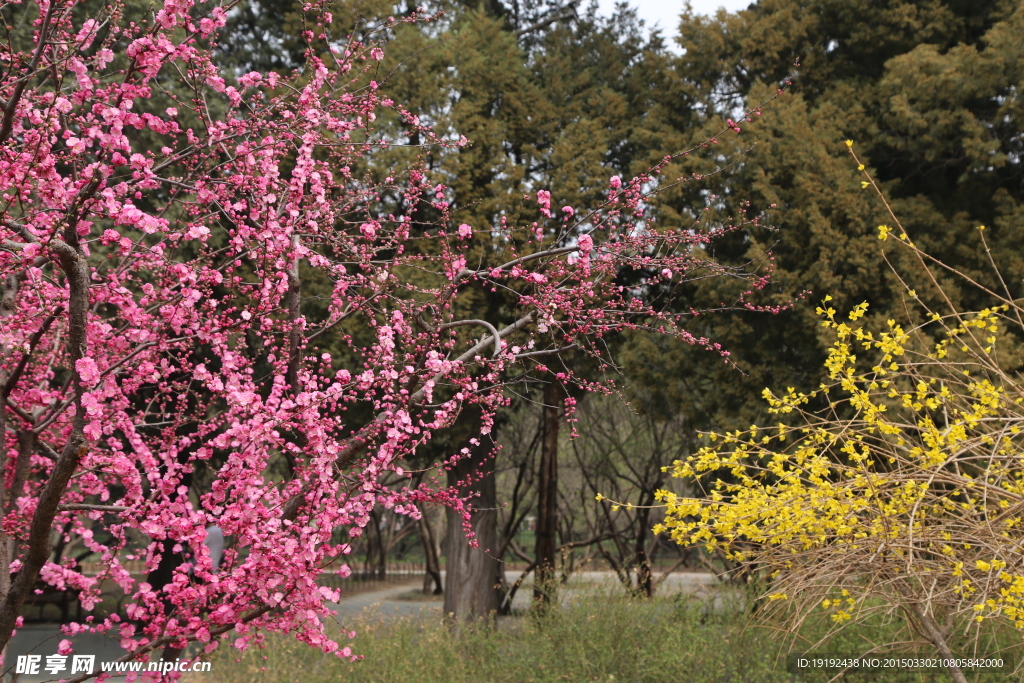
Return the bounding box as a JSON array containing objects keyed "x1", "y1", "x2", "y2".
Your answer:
[
  {"x1": 595, "y1": 493, "x2": 604, "y2": 502},
  {"x1": 861, "y1": 181, "x2": 869, "y2": 189},
  {"x1": 857, "y1": 164, "x2": 865, "y2": 171},
  {"x1": 877, "y1": 225, "x2": 890, "y2": 241},
  {"x1": 977, "y1": 560, "x2": 992, "y2": 571},
  {"x1": 845, "y1": 140, "x2": 854, "y2": 147}
]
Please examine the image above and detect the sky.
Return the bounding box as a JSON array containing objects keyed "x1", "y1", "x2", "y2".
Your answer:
[{"x1": 595, "y1": 0, "x2": 751, "y2": 38}]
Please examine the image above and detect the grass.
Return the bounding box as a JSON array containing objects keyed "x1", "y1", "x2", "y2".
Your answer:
[{"x1": 190, "y1": 588, "x2": 1021, "y2": 683}]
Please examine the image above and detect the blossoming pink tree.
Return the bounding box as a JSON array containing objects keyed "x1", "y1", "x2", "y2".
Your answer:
[{"x1": 0, "y1": 0, "x2": 779, "y2": 676}]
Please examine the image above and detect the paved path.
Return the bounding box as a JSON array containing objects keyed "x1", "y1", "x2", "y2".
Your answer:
[
  {"x1": 327, "y1": 582, "x2": 443, "y2": 625},
  {"x1": 325, "y1": 570, "x2": 723, "y2": 624},
  {"x1": 3, "y1": 624, "x2": 125, "y2": 683}
]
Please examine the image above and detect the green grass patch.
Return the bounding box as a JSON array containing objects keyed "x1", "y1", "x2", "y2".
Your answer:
[{"x1": 194, "y1": 590, "x2": 1019, "y2": 682}]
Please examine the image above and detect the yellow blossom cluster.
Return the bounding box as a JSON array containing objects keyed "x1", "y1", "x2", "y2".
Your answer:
[{"x1": 656, "y1": 299, "x2": 1024, "y2": 638}]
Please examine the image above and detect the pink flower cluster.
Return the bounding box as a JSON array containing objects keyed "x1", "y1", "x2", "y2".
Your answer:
[{"x1": 0, "y1": 0, "x2": 786, "y2": 675}]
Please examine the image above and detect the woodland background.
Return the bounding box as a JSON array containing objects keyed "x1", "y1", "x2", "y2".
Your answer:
[{"x1": 263, "y1": 0, "x2": 1023, "y2": 613}]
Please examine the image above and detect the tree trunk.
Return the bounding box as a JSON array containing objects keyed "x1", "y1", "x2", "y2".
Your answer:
[
  {"x1": 370, "y1": 510, "x2": 388, "y2": 580},
  {"x1": 0, "y1": 238, "x2": 90, "y2": 656},
  {"x1": 896, "y1": 581, "x2": 969, "y2": 683},
  {"x1": 420, "y1": 507, "x2": 443, "y2": 594},
  {"x1": 146, "y1": 471, "x2": 193, "y2": 662},
  {"x1": 443, "y1": 431, "x2": 502, "y2": 620},
  {"x1": 0, "y1": 272, "x2": 21, "y2": 626},
  {"x1": 533, "y1": 380, "x2": 561, "y2": 603},
  {"x1": 634, "y1": 503, "x2": 653, "y2": 597}
]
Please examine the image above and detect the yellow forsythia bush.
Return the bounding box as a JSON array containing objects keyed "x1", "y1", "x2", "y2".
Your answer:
[
  {"x1": 651, "y1": 146, "x2": 1024, "y2": 681},
  {"x1": 657, "y1": 294, "x2": 1024, "y2": 661},
  {"x1": 655, "y1": 294, "x2": 1024, "y2": 655}
]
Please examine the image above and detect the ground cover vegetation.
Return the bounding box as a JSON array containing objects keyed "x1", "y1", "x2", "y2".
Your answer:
[{"x1": 198, "y1": 589, "x2": 1014, "y2": 683}]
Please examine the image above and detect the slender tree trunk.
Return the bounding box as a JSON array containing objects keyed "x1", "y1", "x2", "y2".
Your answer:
[
  {"x1": 364, "y1": 511, "x2": 379, "y2": 579},
  {"x1": 634, "y1": 503, "x2": 653, "y2": 597},
  {"x1": 443, "y1": 424, "x2": 502, "y2": 620},
  {"x1": 533, "y1": 380, "x2": 561, "y2": 603},
  {"x1": 896, "y1": 581, "x2": 968, "y2": 683},
  {"x1": 0, "y1": 272, "x2": 23, "y2": 661},
  {"x1": 147, "y1": 471, "x2": 193, "y2": 662},
  {"x1": 375, "y1": 513, "x2": 388, "y2": 580},
  {"x1": 420, "y1": 508, "x2": 443, "y2": 594},
  {"x1": 0, "y1": 236, "x2": 90, "y2": 655}
]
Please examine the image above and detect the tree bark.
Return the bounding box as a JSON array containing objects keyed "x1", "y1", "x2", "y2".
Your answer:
[
  {"x1": 0, "y1": 237, "x2": 89, "y2": 655},
  {"x1": 419, "y1": 507, "x2": 443, "y2": 594},
  {"x1": 367, "y1": 509, "x2": 388, "y2": 579},
  {"x1": 443, "y1": 428, "x2": 502, "y2": 620},
  {"x1": 897, "y1": 580, "x2": 969, "y2": 683},
  {"x1": 634, "y1": 502, "x2": 653, "y2": 597},
  {"x1": 533, "y1": 380, "x2": 561, "y2": 603}
]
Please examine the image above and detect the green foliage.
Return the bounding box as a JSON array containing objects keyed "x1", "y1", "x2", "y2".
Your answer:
[{"x1": 625, "y1": 0, "x2": 1024, "y2": 432}]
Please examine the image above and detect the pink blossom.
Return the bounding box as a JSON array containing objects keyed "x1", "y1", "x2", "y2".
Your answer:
[
  {"x1": 537, "y1": 190, "x2": 552, "y2": 218},
  {"x1": 239, "y1": 72, "x2": 262, "y2": 88},
  {"x1": 186, "y1": 225, "x2": 210, "y2": 240},
  {"x1": 457, "y1": 224, "x2": 472, "y2": 239},
  {"x1": 75, "y1": 357, "x2": 101, "y2": 384}
]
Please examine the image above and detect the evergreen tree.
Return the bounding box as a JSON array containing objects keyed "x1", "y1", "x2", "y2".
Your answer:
[{"x1": 627, "y1": 0, "x2": 1024, "y2": 431}]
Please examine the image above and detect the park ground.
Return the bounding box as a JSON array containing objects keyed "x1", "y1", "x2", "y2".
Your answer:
[{"x1": 8, "y1": 572, "x2": 1017, "y2": 682}]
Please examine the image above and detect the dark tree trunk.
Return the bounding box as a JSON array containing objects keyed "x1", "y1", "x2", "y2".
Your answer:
[
  {"x1": 533, "y1": 380, "x2": 561, "y2": 603},
  {"x1": 368, "y1": 509, "x2": 388, "y2": 579},
  {"x1": 144, "y1": 537, "x2": 189, "y2": 662},
  {"x1": 363, "y1": 510, "x2": 382, "y2": 579},
  {"x1": 420, "y1": 508, "x2": 443, "y2": 595},
  {"x1": 0, "y1": 235, "x2": 90, "y2": 656},
  {"x1": 443, "y1": 430, "x2": 502, "y2": 620},
  {"x1": 634, "y1": 503, "x2": 653, "y2": 597}
]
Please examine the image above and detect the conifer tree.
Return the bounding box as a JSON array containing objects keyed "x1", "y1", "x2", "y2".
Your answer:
[{"x1": 629, "y1": 0, "x2": 1024, "y2": 432}]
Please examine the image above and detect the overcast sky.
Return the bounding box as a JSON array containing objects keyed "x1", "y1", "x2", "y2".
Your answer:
[{"x1": 596, "y1": 0, "x2": 751, "y2": 38}]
